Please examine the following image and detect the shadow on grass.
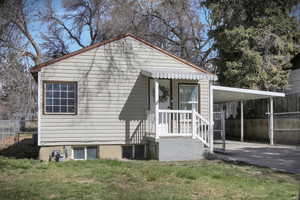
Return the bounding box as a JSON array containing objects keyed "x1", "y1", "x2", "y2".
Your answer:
[{"x1": 0, "y1": 138, "x2": 39, "y2": 159}]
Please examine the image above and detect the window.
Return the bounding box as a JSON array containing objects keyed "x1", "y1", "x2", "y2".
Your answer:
[
  {"x1": 73, "y1": 146, "x2": 98, "y2": 160},
  {"x1": 44, "y1": 81, "x2": 77, "y2": 114},
  {"x1": 178, "y1": 84, "x2": 199, "y2": 110},
  {"x1": 73, "y1": 147, "x2": 85, "y2": 160}
]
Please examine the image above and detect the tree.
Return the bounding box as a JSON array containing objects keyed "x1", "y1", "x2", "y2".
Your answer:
[
  {"x1": 0, "y1": 0, "x2": 213, "y2": 119},
  {"x1": 0, "y1": 52, "x2": 35, "y2": 119},
  {"x1": 136, "y1": 0, "x2": 212, "y2": 66},
  {"x1": 204, "y1": 0, "x2": 300, "y2": 90},
  {"x1": 0, "y1": 0, "x2": 40, "y2": 119},
  {"x1": 0, "y1": 0, "x2": 43, "y2": 65},
  {"x1": 40, "y1": 0, "x2": 213, "y2": 67}
]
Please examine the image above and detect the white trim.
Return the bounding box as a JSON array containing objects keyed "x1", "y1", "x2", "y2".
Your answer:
[
  {"x1": 37, "y1": 72, "x2": 41, "y2": 146},
  {"x1": 43, "y1": 82, "x2": 77, "y2": 115},
  {"x1": 209, "y1": 82, "x2": 214, "y2": 153},
  {"x1": 158, "y1": 109, "x2": 192, "y2": 113},
  {"x1": 212, "y1": 85, "x2": 285, "y2": 97},
  {"x1": 39, "y1": 141, "x2": 127, "y2": 146},
  {"x1": 72, "y1": 147, "x2": 85, "y2": 160},
  {"x1": 154, "y1": 79, "x2": 159, "y2": 139},
  {"x1": 72, "y1": 146, "x2": 98, "y2": 160}
]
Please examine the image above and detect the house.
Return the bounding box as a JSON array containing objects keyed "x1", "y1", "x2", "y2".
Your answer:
[{"x1": 30, "y1": 34, "x2": 285, "y2": 161}]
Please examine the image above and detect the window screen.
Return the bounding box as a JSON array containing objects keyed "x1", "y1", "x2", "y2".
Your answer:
[
  {"x1": 179, "y1": 84, "x2": 198, "y2": 110},
  {"x1": 73, "y1": 147, "x2": 85, "y2": 160},
  {"x1": 44, "y1": 82, "x2": 77, "y2": 114}
]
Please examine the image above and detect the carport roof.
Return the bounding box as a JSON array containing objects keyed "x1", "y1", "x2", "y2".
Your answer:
[{"x1": 213, "y1": 85, "x2": 285, "y2": 103}]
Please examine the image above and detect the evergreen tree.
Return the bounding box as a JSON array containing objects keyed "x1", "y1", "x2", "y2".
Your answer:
[{"x1": 204, "y1": 0, "x2": 300, "y2": 90}]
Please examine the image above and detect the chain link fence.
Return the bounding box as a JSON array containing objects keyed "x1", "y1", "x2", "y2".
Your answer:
[{"x1": 0, "y1": 120, "x2": 37, "y2": 146}]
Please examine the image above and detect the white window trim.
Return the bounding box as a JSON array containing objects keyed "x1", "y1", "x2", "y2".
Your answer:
[
  {"x1": 43, "y1": 81, "x2": 77, "y2": 115},
  {"x1": 178, "y1": 84, "x2": 199, "y2": 110}
]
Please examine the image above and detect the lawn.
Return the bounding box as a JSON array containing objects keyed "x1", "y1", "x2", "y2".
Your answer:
[{"x1": 0, "y1": 157, "x2": 298, "y2": 200}]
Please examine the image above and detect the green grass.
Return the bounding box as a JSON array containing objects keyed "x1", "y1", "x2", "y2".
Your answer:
[{"x1": 0, "y1": 157, "x2": 298, "y2": 200}]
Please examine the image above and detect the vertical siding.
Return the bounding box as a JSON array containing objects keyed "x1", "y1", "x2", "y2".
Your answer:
[{"x1": 39, "y1": 37, "x2": 210, "y2": 146}]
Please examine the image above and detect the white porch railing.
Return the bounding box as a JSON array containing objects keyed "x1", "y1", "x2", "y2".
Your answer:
[
  {"x1": 158, "y1": 109, "x2": 193, "y2": 136},
  {"x1": 194, "y1": 111, "x2": 210, "y2": 146},
  {"x1": 154, "y1": 109, "x2": 211, "y2": 147}
]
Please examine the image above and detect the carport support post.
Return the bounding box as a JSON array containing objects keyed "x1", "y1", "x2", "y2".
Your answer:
[
  {"x1": 154, "y1": 79, "x2": 159, "y2": 140},
  {"x1": 240, "y1": 100, "x2": 244, "y2": 142},
  {"x1": 209, "y1": 83, "x2": 214, "y2": 153},
  {"x1": 269, "y1": 97, "x2": 274, "y2": 145}
]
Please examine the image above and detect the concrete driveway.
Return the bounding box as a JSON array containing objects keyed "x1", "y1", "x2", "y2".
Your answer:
[{"x1": 214, "y1": 140, "x2": 300, "y2": 174}]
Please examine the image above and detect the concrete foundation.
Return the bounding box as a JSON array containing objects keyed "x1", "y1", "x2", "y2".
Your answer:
[
  {"x1": 157, "y1": 137, "x2": 206, "y2": 161},
  {"x1": 99, "y1": 145, "x2": 122, "y2": 160},
  {"x1": 39, "y1": 146, "x2": 72, "y2": 161},
  {"x1": 39, "y1": 144, "x2": 123, "y2": 161},
  {"x1": 38, "y1": 139, "x2": 207, "y2": 162}
]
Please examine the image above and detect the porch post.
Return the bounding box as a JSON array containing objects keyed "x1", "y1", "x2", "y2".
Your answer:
[
  {"x1": 209, "y1": 82, "x2": 214, "y2": 153},
  {"x1": 240, "y1": 100, "x2": 244, "y2": 142},
  {"x1": 269, "y1": 97, "x2": 274, "y2": 145},
  {"x1": 154, "y1": 79, "x2": 159, "y2": 139},
  {"x1": 192, "y1": 108, "x2": 196, "y2": 139}
]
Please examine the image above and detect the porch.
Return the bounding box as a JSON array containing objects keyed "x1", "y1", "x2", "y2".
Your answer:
[
  {"x1": 140, "y1": 69, "x2": 285, "y2": 161},
  {"x1": 140, "y1": 69, "x2": 216, "y2": 160}
]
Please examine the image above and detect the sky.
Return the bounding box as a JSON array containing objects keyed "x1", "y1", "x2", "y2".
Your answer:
[{"x1": 28, "y1": 0, "x2": 211, "y2": 57}]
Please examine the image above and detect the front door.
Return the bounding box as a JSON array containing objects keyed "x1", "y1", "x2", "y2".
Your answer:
[
  {"x1": 149, "y1": 79, "x2": 171, "y2": 110},
  {"x1": 149, "y1": 79, "x2": 171, "y2": 133}
]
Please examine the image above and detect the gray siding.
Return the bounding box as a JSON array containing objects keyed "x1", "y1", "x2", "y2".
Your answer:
[{"x1": 39, "y1": 37, "x2": 210, "y2": 146}]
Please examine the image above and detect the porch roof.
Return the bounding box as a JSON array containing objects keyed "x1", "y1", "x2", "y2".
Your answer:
[
  {"x1": 141, "y1": 69, "x2": 217, "y2": 81},
  {"x1": 213, "y1": 85, "x2": 285, "y2": 103}
]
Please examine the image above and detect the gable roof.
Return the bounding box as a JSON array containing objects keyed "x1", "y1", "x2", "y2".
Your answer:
[{"x1": 30, "y1": 33, "x2": 213, "y2": 75}]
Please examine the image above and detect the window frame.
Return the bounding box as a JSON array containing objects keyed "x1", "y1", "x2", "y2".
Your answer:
[
  {"x1": 72, "y1": 146, "x2": 98, "y2": 160},
  {"x1": 43, "y1": 81, "x2": 78, "y2": 115},
  {"x1": 178, "y1": 83, "x2": 200, "y2": 112}
]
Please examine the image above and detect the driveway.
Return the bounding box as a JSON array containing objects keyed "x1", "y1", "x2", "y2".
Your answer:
[{"x1": 214, "y1": 140, "x2": 300, "y2": 174}]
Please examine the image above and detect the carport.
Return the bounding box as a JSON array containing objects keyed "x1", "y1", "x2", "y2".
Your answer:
[
  {"x1": 211, "y1": 86, "x2": 300, "y2": 174},
  {"x1": 212, "y1": 85, "x2": 285, "y2": 146}
]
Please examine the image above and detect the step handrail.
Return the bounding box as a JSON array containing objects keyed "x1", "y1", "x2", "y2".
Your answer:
[
  {"x1": 193, "y1": 110, "x2": 210, "y2": 147},
  {"x1": 194, "y1": 111, "x2": 210, "y2": 125},
  {"x1": 158, "y1": 109, "x2": 192, "y2": 114}
]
